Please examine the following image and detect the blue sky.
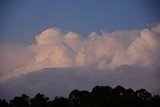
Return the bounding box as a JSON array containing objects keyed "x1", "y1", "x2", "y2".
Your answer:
[
  {"x1": 0, "y1": 0, "x2": 160, "y2": 99},
  {"x1": 0, "y1": 0, "x2": 160, "y2": 45}
]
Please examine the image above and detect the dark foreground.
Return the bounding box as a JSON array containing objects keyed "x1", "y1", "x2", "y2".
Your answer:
[{"x1": 0, "y1": 85, "x2": 160, "y2": 107}]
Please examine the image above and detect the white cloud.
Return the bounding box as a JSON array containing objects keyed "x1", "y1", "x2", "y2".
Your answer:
[
  {"x1": 0, "y1": 24, "x2": 160, "y2": 82},
  {"x1": 108, "y1": 29, "x2": 160, "y2": 69},
  {"x1": 0, "y1": 44, "x2": 34, "y2": 80}
]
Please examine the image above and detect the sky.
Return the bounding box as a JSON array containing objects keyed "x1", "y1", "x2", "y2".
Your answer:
[
  {"x1": 0, "y1": 0, "x2": 160, "y2": 45},
  {"x1": 0, "y1": 0, "x2": 160, "y2": 100}
]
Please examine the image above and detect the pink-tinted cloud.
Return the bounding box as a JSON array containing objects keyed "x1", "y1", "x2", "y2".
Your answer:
[{"x1": 0, "y1": 24, "x2": 160, "y2": 82}]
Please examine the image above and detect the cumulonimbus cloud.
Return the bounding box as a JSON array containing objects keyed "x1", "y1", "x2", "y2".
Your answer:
[{"x1": 0, "y1": 24, "x2": 160, "y2": 82}]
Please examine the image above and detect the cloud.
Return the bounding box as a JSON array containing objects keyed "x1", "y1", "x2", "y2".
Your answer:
[
  {"x1": 0, "y1": 67, "x2": 160, "y2": 100},
  {"x1": 108, "y1": 29, "x2": 160, "y2": 69},
  {"x1": 0, "y1": 24, "x2": 160, "y2": 82},
  {"x1": 0, "y1": 44, "x2": 34, "y2": 79},
  {"x1": 0, "y1": 24, "x2": 160, "y2": 100}
]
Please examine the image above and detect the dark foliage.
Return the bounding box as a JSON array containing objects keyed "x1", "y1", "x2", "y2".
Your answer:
[{"x1": 0, "y1": 85, "x2": 160, "y2": 107}]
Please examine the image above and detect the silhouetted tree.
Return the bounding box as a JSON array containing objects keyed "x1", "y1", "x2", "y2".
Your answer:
[
  {"x1": 151, "y1": 95, "x2": 160, "y2": 107},
  {"x1": 90, "y1": 86, "x2": 113, "y2": 107},
  {"x1": 30, "y1": 93, "x2": 49, "y2": 107},
  {"x1": 121, "y1": 88, "x2": 137, "y2": 107},
  {"x1": 1, "y1": 85, "x2": 160, "y2": 107},
  {"x1": 69, "y1": 89, "x2": 90, "y2": 107},
  {"x1": 135, "y1": 89, "x2": 152, "y2": 107},
  {"x1": 0, "y1": 99, "x2": 9, "y2": 107},
  {"x1": 48, "y1": 96, "x2": 70, "y2": 107},
  {"x1": 10, "y1": 94, "x2": 29, "y2": 107}
]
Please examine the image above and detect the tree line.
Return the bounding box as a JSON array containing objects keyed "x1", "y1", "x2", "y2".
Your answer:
[{"x1": 0, "y1": 85, "x2": 160, "y2": 107}]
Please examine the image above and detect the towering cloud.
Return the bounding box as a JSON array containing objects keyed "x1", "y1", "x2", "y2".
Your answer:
[{"x1": 0, "y1": 24, "x2": 160, "y2": 82}]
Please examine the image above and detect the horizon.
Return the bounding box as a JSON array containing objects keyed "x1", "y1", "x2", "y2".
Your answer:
[{"x1": 0, "y1": 0, "x2": 160, "y2": 100}]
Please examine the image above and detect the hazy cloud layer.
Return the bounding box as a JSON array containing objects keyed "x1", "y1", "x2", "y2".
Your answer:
[
  {"x1": 1, "y1": 24, "x2": 160, "y2": 82},
  {"x1": 0, "y1": 67, "x2": 159, "y2": 100}
]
